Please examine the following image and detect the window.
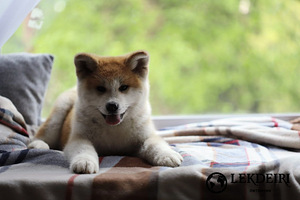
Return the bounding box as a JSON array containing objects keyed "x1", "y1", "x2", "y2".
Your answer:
[{"x1": 3, "y1": 0, "x2": 300, "y2": 117}]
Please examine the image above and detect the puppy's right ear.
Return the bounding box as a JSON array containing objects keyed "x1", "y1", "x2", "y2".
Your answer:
[{"x1": 74, "y1": 53, "x2": 98, "y2": 79}]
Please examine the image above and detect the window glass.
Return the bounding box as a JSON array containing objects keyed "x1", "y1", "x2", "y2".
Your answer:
[{"x1": 3, "y1": 0, "x2": 300, "y2": 116}]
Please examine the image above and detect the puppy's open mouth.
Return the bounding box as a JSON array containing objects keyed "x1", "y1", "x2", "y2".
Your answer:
[{"x1": 101, "y1": 112, "x2": 125, "y2": 126}]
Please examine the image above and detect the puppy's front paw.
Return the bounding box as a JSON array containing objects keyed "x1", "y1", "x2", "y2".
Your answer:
[
  {"x1": 70, "y1": 155, "x2": 99, "y2": 174},
  {"x1": 152, "y1": 149, "x2": 183, "y2": 167},
  {"x1": 28, "y1": 140, "x2": 50, "y2": 149}
]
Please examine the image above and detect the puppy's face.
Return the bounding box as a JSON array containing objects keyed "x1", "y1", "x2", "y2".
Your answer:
[{"x1": 74, "y1": 51, "x2": 149, "y2": 126}]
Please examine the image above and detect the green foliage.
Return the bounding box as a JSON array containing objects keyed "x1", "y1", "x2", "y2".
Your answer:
[{"x1": 3, "y1": 0, "x2": 300, "y2": 116}]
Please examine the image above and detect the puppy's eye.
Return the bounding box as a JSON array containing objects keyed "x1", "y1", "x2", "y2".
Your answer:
[
  {"x1": 119, "y1": 85, "x2": 129, "y2": 92},
  {"x1": 97, "y1": 86, "x2": 106, "y2": 93}
]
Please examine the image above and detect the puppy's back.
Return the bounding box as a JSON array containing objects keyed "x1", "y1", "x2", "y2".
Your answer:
[{"x1": 34, "y1": 87, "x2": 77, "y2": 149}]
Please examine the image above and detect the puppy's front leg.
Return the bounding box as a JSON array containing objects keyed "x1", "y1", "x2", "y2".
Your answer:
[
  {"x1": 139, "y1": 135, "x2": 183, "y2": 167},
  {"x1": 64, "y1": 135, "x2": 99, "y2": 174}
]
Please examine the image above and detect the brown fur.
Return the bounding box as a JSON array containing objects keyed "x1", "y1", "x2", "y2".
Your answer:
[
  {"x1": 85, "y1": 56, "x2": 142, "y2": 90},
  {"x1": 60, "y1": 107, "x2": 74, "y2": 149}
]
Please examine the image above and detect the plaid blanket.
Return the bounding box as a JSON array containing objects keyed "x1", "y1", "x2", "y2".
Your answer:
[
  {"x1": 0, "y1": 107, "x2": 300, "y2": 200},
  {"x1": 0, "y1": 108, "x2": 28, "y2": 137}
]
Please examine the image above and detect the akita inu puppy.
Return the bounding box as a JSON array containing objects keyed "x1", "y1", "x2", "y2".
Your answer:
[{"x1": 29, "y1": 50, "x2": 183, "y2": 174}]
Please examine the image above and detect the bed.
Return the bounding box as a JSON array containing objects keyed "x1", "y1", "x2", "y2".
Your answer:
[{"x1": 1, "y1": 53, "x2": 300, "y2": 200}]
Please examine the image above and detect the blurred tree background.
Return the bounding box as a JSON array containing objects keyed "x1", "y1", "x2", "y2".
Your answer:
[{"x1": 3, "y1": 0, "x2": 300, "y2": 116}]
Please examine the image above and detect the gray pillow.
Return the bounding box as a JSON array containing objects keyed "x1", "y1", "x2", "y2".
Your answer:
[{"x1": 0, "y1": 53, "x2": 53, "y2": 125}]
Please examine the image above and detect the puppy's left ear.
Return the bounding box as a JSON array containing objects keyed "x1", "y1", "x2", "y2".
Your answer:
[{"x1": 126, "y1": 51, "x2": 149, "y2": 79}]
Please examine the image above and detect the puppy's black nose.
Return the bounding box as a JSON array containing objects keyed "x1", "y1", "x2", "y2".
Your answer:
[{"x1": 106, "y1": 102, "x2": 119, "y2": 113}]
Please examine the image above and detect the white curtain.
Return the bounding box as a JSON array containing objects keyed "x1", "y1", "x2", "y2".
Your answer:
[{"x1": 0, "y1": 0, "x2": 40, "y2": 49}]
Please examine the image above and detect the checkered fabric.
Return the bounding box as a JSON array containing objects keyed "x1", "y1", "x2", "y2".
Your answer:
[{"x1": 0, "y1": 114, "x2": 300, "y2": 200}]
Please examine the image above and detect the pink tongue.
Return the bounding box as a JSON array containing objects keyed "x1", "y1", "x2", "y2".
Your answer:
[{"x1": 105, "y1": 114, "x2": 121, "y2": 125}]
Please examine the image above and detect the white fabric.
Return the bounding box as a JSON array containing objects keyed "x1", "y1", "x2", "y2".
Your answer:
[{"x1": 0, "y1": 0, "x2": 40, "y2": 48}]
